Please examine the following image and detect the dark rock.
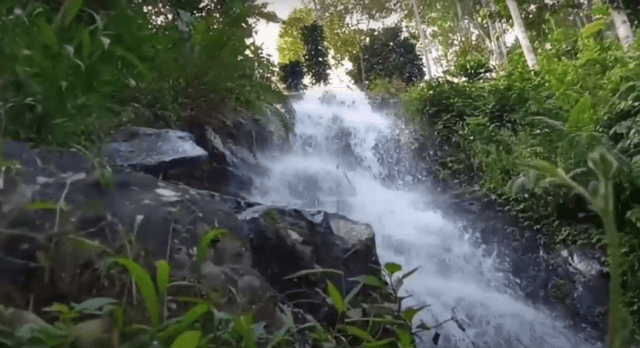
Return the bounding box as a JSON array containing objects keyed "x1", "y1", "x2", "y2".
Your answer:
[
  {"x1": 164, "y1": 163, "x2": 254, "y2": 198},
  {"x1": 0, "y1": 140, "x2": 379, "y2": 329},
  {"x1": 105, "y1": 127, "x2": 208, "y2": 177},
  {"x1": 238, "y1": 205, "x2": 380, "y2": 323}
]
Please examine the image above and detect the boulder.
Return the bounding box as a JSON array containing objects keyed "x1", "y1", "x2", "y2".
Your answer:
[
  {"x1": 105, "y1": 126, "x2": 260, "y2": 198},
  {"x1": 105, "y1": 127, "x2": 208, "y2": 177},
  {"x1": 238, "y1": 205, "x2": 379, "y2": 323},
  {"x1": 0, "y1": 139, "x2": 381, "y2": 330}
]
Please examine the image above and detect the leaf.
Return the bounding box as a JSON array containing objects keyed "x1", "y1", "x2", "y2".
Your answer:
[
  {"x1": 348, "y1": 275, "x2": 385, "y2": 288},
  {"x1": 519, "y1": 159, "x2": 561, "y2": 179},
  {"x1": 341, "y1": 325, "x2": 373, "y2": 341},
  {"x1": 400, "y1": 266, "x2": 420, "y2": 280},
  {"x1": 64, "y1": 45, "x2": 85, "y2": 70},
  {"x1": 267, "y1": 325, "x2": 292, "y2": 348},
  {"x1": 112, "y1": 46, "x2": 150, "y2": 79},
  {"x1": 108, "y1": 258, "x2": 160, "y2": 327},
  {"x1": 43, "y1": 303, "x2": 71, "y2": 314},
  {"x1": 72, "y1": 298, "x2": 117, "y2": 314},
  {"x1": 26, "y1": 200, "x2": 58, "y2": 210},
  {"x1": 171, "y1": 330, "x2": 202, "y2": 348},
  {"x1": 582, "y1": 19, "x2": 607, "y2": 37},
  {"x1": 283, "y1": 268, "x2": 344, "y2": 280},
  {"x1": 384, "y1": 262, "x2": 402, "y2": 275},
  {"x1": 363, "y1": 338, "x2": 396, "y2": 347},
  {"x1": 38, "y1": 19, "x2": 58, "y2": 49},
  {"x1": 162, "y1": 304, "x2": 209, "y2": 340},
  {"x1": 100, "y1": 36, "x2": 110, "y2": 50},
  {"x1": 195, "y1": 229, "x2": 228, "y2": 268},
  {"x1": 233, "y1": 314, "x2": 257, "y2": 348},
  {"x1": 62, "y1": 0, "x2": 84, "y2": 27},
  {"x1": 81, "y1": 30, "x2": 91, "y2": 61},
  {"x1": 402, "y1": 305, "x2": 427, "y2": 323},
  {"x1": 395, "y1": 328, "x2": 414, "y2": 348},
  {"x1": 326, "y1": 280, "x2": 346, "y2": 313},
  {"x1": 626, "y1": 206, "x2": 640, "y2": 229},
  {"x1": 156, "y1": 260, "x2": 170, "y2": 294},
  {"x1": 344, "y1": 281, "x2": 364, "y2": 305}
]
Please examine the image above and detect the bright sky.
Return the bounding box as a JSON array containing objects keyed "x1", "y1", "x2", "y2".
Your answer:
[{"x1": 254, "y1": 0, "x2": 302, "y2": 63}]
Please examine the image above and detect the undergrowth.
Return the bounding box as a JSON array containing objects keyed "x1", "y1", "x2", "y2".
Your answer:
[
  {"x1": 399, "y1": 15, "x2": 640, "y2": 340},
  {"x1": 0, "y1": 226, "x2": 460, "y2": 348},
  {"x1": 0, "y1": 0, "x2": 291, "y2": 148}
]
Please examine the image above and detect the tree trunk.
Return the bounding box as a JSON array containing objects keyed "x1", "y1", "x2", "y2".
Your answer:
[
  {"x1": 409, "y1": 0, "x2": 432, "y2": 79},
  {"x1": 611, "y1": 6, "x2": 634, "y2": 50},
  {"x1": 505, "y1": 0, "x2": 539, "y2": 70},
  {"x1": 360, "y1": 51, "x2": 366, "y2": 86}
]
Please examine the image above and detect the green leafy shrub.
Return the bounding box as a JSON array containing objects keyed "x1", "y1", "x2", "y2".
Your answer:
[
  {"x1": 401, "y1": 17, "x2": 640, "y2": 338},
  {"x1": 0, "y1": 0, "x2": 290, "y2": 148}
]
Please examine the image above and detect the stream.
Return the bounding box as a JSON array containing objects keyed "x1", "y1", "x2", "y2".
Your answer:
[{"x1": 249, "y1": 88, "x2": 604, "y2": 348}]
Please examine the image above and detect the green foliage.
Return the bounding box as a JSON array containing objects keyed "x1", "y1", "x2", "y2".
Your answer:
[
  {"x1": 195, "y1": 228, "x2": 228, "y2": 269},
  {"x1": 302, "y1": 21, "x2": 331, "y2": 86},
  {"x1": 519, "y1": 147, "x2": 633, "y2": 347},
  {"x1": 277, "y1": 7, "x2": 315, "y2": 64},
  {"x1": 349, "y1": 26, "x2": 425, "y2": 88},
  {"x1": 0, "y1": 245, "x2": 443, "y2": 348},
  {"x1": 1, "y1": 0, "x2": 290, "y2": 148},
  {"x1": 401, "y1": 17, "x2": 640, "y2": 338}
]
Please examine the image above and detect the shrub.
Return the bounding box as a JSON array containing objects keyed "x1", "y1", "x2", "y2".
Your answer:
[{"x1": 0, "y1": 0, "x2": 290, "y2": 148}]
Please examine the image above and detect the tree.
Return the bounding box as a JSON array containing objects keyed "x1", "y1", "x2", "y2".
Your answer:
[
  {"x1": 349, "y1": 26, "x2": 425, "y2": 87},
  {"x1": 302, "y1": 21, "x2": 331, "y2": 85},
  {"x1": 277, "y1": 7, "x2": 316, "y2": 64},
  {"x1": 408, "y1": 0, "x2": 433, "y2": 78},
  {"x1": 608, "y1": 1, "x2": 635, "y2": 49},
  {"x1": 279, "y1": 61, "x2": 307, "y2": 92},
  {"x1": 504, "y1": 0, "x2": 539, "y2": 70}
]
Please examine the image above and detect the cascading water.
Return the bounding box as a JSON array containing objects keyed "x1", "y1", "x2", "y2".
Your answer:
[{"x1": 250, "y1": 88, "x2": 604, "y2": 348}]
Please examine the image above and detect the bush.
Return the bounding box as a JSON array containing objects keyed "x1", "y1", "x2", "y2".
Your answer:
[
  {"x1": 0, "y1": 228, "x2": 447, "y2": 348},
  {"x1": 0, "y1": 0, "x2": 290, "y2": 148},
  {"x1": 401, "y1": 24, "x2": 640, "y2": 338}
]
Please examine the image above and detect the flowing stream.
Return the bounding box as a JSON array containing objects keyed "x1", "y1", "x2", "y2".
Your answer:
[{"x1": 249, "y1": 88, "x2": 603, "y2": 348}]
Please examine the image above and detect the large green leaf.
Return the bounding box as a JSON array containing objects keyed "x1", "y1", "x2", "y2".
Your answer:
[
  {"x1": 108, "y1": 258, "x2": 160, "y2": 327},
  {"x1": 171, "y1": 330, "x2": 202, "y2": 348}
]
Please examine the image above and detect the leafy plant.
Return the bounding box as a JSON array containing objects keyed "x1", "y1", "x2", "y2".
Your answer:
[{"x1": 519, "y1": 147, "x2": 632, "y2": 348}]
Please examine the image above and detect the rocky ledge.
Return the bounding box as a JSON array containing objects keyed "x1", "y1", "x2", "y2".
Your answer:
[{"x1": 0, "y1": 124, "x2": 380, "y2": 335}]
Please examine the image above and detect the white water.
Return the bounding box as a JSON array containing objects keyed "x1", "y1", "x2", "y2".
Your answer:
[{"x1": 250, "y1": 89, "x2": 602, "y2": 348}]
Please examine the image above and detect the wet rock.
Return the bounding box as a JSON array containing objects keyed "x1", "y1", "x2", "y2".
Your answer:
[
  {"x1": 164, "y1": 163, "x2": 254, "y2": 198},
  {"x1": 105, "y1": 127, "x2": 208, "y2": 177},
  {"x1": 238, "y1": 205, "x2": 380, "y2": 322},
  {"x1": 0, "y1": 140, "x2": 379, "y2": 330},
  {"x1": 199, "y1": 261, "x2": 285, "y2": 332}
]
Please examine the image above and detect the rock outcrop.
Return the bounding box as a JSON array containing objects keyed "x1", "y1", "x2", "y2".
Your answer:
[{"x1": 0, "y1": 128, "x2": 379, "y2": 330}]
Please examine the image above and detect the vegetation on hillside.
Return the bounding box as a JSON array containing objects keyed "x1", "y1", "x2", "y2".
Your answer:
[
  {"x1": 276, "y1": 0, "x2": 640, "y2": 344},
  {"x1": 0, "y1": 0, "x2": 291, "y2": 148},
  {"x1": 396, "y1": 1, "x2": 640, "y2": 344},
  {"x1": 0, "y1": 223, "x2": 446, "y2": 348}
]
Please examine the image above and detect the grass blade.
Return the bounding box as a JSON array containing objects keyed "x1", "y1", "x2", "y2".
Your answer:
[
  {"x1": 326, "y1": 280, "x2": 346, "y2": 313},
  {"x1": 170, "y1": 330, "x2": 202, "y2": 348},
  {"x1": 108, "y1": 257, "x2": 160, "y2": 327}
]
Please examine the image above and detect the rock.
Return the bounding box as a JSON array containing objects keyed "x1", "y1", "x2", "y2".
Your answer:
[
  {"x1": 164, "y1": 162, "x2": 255, "y2": 198},
  {"x1": 0, "y1": 306, "x2": 52, "y2": 330},
  {"x1": 0, "y1": 140, "x2": 246, "y2": 310},
  {"x1": 238, "y1": 205, "x2": 380, "y2": 323},
  {"x1": 199, "y1": 261, "x2": 285, "y2": 332},
  {"x1": 105, "y1": 127, "x2": 208, "y2": 177},
  {"x1": 0, "y1": 140, "x2": 381, "y2": 331}
]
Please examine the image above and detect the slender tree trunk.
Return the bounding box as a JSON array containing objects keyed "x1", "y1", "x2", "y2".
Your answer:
[
  {"x1": 611, "y1": 6, "x2": 634, "y2": 50},
  {"x1": 360, "y1": 51, "x2": 365, "y2": 85},
  {"x1": 409, "y1": 0, "x2": 432, "y2": 79},
  {"x1": 505, "y1": 0, "x2": 539, "y2": 70}
]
